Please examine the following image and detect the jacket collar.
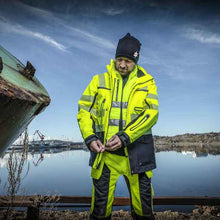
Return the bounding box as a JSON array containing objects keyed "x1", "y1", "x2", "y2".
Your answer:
[
  {"x1": 106, "y1": 59, "x2": 138, "y2": 79},
  {"x1": 106, "y1": 59, "x2": 152, "y2": 85}
]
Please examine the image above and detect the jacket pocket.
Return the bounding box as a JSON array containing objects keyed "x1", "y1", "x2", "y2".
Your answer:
[
  {"x1": 130, "y1": 114, "x2": 150, "y2": 131},
  {"x1": 134, "y1": 106, "x2": 144, "y2": 113}
]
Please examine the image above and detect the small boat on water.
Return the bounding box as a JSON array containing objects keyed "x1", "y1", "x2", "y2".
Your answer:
[{"x1": 0, "y1": 45, "x2": 50, "y2": 155}]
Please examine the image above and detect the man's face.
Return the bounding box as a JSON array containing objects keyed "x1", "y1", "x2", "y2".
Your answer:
[{"x1": 115, "y1": 57, "x2": 136, "y2": 76}]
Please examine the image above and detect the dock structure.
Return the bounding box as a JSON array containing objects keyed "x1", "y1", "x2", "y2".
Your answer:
[
  {"x1": 10, "y1": 140, "x2": 86, "y2": 151},
  {"x1": 0, "y1": 195, "x2": 220, "y2": 220}
]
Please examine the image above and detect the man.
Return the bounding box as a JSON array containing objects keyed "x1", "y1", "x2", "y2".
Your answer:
[{"x1": 77, "y1": 33, "x2": 159, "y2": 220}]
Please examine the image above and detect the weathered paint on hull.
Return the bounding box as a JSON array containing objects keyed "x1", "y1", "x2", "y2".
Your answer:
[{"x1": 0, "y1": 45, "x2": 50, "y2": 155}]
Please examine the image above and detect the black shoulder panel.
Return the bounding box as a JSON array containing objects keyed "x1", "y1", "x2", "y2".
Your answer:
[{"x1": 137, "y1": 69, "x2": 145, "y2": 78}]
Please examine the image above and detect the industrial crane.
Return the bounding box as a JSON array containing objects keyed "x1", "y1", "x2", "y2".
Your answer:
[
  {"x1": 33, "y1": 130, "x2": 45, "y2": 141},
  {"x1": 33, "y1": 130, "x2": 45, "y2": 158}
]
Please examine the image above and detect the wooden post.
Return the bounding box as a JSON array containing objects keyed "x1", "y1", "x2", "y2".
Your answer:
[{"x1": 27, "y1": 206, "x2": 39, "y2": 220}]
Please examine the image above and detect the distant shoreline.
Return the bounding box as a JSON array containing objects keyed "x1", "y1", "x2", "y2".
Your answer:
[
  {"x1": 154, "y1": 132, "x2": 220, "y2": 155},
  {"x1": 11, "y1": 132, "x2": 220, "y2": 155}
]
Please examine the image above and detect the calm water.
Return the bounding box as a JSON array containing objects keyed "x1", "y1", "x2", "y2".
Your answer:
[{"x1": 0, "y1": 149, "x2": 219, "y2": 211}]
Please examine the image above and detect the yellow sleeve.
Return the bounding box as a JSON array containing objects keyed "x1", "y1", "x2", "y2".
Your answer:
[{"x1": 77, "y1": 75, "x2": 99, "y2": 141}]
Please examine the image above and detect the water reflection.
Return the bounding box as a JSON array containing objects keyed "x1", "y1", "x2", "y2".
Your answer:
[
  {"x1": 0, "y1": 149, "x2": 219, "y2": 199},
  {"x1": 0, "y1": 147, "x2": 216, "y2": 169},
  {"x1": 0, "y1": 156, "x2": 7, "y2": 168},
  {"x1": 32, "y1": 154, "x2": 44, "y2": 167},
  {"x1": 0, "y1": 147, "x2": 82, "y2": 168},
  {"x1": 181, "y1": 151, "x2": 208, "y2": 158}
]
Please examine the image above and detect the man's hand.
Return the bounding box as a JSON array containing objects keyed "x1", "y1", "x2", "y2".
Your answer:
[
  {"x1": 89, "y1": 140, "x2": 105, "y2": 153},
  {"x1": 105, "y1": 135, "x2": 122, "y2": 151}
]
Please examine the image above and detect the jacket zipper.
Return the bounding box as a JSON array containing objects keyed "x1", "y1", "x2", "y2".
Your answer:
[
  {"x1": 89, "y1": 93, "x2": 98, "y2": 112},
  {"x1": 144, "y1": 100, "x2": 151, "y2": 109},
  {"x1": 100, "y1": 99, "x2": 106, "y2": 129},
  {"x1": 100, "y1": 99, "x2": 106, "y2": 115},
  {"x1": 119, "y1": 79, "x2": 123, "y2": 130},
  {"x1": 94, "y1": 79, "x2": 115, "y2": 169},
  {"x1": 130, "y1": 114, "x2": 150, "y2": 131},
  {"x1": 116, "y1": 79, "x2": 120, "y2": 102},
  {"x1": 105, "y1": 78, "x2": 116, "y2": 144}
]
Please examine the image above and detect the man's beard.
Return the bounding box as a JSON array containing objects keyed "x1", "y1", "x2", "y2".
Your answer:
[
  {"x1": 118, "y1": 67, "x2": 128, "y2": 74},
  {"x1": 115, "y1": 65, "x2": 129, "y2": 75}
]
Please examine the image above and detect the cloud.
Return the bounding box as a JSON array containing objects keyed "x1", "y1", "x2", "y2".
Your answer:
[
  {"x1": 184, "y1": 28, "x2": 220, "y2": 45},
  {"x1": 16, "y1": 0, "x2": 54, "y2": 18},
  {"x1": 26, "y1": 31, "x2": 67, "y2": 52},
  {"x1": 6, "y1": 2, "x2": 116, "y2": 52},
  {"x1": 0, "y1": 17, "x2": 67, "y2": 52},
  {"x1": 102, "y1": 8, "x2": 124, "y2": 16},
  {"x1": 63, "y1": 24, "x2": 115, "y2": 50}
]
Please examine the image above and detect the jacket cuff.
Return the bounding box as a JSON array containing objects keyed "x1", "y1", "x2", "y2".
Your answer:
[
  {"x1": 85, "y1": 134, "x2": 98, "y2": 150},
  {"x1": 116, "y1": 131, "x2": 130, "y2": 147}
]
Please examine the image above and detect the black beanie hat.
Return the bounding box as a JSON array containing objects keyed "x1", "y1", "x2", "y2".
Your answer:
[{"x1": 115, "y1": 33, "x2": 141, "y2": 63}]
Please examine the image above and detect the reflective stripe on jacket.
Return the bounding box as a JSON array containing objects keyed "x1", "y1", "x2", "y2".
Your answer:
[{"x1": 77, "y1": 59, "x2": 159, "y2": 174}]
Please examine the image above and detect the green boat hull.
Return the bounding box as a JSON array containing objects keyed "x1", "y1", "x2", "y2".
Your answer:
[{"x1": 0, "y1": 45, "x2": 50, "y2": 155}]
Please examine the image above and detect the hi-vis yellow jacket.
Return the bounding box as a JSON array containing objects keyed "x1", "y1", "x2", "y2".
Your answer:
[{"x1": 77, "y1": 59, "x2": 159, "y2": 174}]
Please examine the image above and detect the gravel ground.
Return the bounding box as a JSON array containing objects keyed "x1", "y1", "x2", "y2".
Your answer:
[{"x1": 0, "y1": 206, "x2": 219, "y2": 219}]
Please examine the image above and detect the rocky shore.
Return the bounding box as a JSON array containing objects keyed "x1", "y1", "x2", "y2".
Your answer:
[
  {"x1": 154, "y1": 132, "x2": 220, "y2": 155},
  {"x1": 0, "y1": 206, "x2": 220, "y2": 219}
]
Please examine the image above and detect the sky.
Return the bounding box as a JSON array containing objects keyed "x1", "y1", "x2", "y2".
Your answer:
[{"x1": 0, "y1": 0, "x2": 219, "y2": 142}]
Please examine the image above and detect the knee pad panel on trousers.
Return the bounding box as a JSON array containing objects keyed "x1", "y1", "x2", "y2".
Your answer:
[
  {"x1": 123, "y1": 175, "x2": 135, "y2": 213},
  {"x1": 92, "y1": 164, "x2": 110, "y2": 218},
  {"x1": 124, "y1": 172, "x2": 154, "y2": 218},
  {"x1": 138, "y1": 173, "x2": 153, "y2": 216}
]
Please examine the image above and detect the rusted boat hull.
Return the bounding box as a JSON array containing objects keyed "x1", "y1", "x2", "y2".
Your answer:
[
  {"x1": 0, "y1": 93, "x2": 48, "y2": 154},
  {"x1": 0, "y1": 46, "x2": 50, "y2": 155}
]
